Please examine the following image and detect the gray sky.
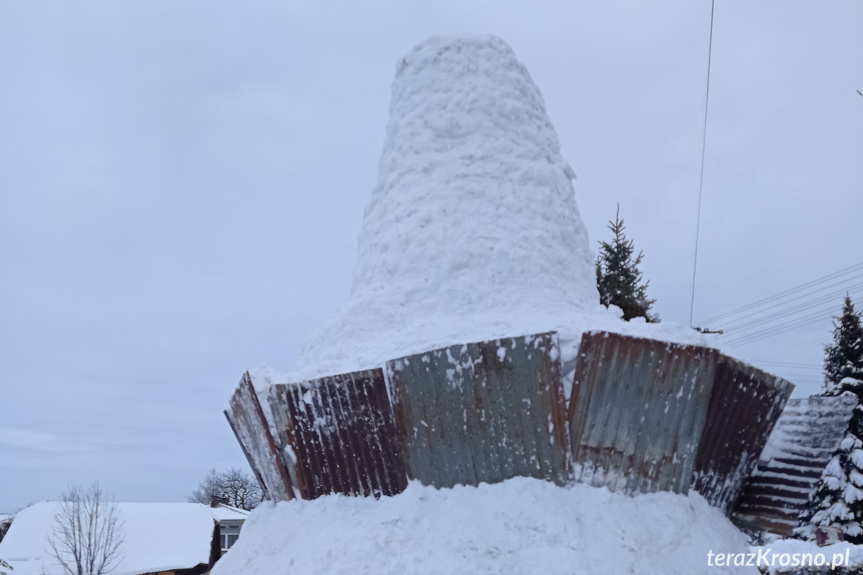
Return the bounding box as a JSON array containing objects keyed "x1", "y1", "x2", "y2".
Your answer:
[{"x1": 1, "y1": 1, "x2": 861, "y2": 513}]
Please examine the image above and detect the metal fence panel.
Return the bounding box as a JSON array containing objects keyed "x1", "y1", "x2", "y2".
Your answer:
[
  {"x1": 692, "y1": 356, "x2": 794, "y2": 512},
  {"x1": 268, "y1": 369, "x2": 407, "y2": 500},
  {"x1": 733, "y1": 394, "x2": 858, "y2": 535},
  {"x1": 387, "y1": 332, "x2": 570, "y2": 488},
  {"x1": 568, "y1": 331, "x2": 718, "y2": 495},
  {"x1": 224, "y1": 372, "x2": 295, "y2": 502}
]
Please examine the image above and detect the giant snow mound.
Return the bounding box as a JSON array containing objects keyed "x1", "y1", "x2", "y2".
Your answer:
[
  {"x1": 292, "y1": 35, "x2": 704, "y2": 382},
  {"x1": 230, "y1": 34, "x2": 738, "y2": 575}
]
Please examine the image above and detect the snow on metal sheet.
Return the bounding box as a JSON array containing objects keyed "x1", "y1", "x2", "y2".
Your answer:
[
  {"x1": 733, "y1": 394, "x2": 858, "y2": 536},
  {"x1": 691, "y1": 356, "x2": 794, "y2": 513},
  {"x1": 387, "y1": 332, "x2": 570, "y2": 489},
  {"x1": 224, "y1": 372, "x2": 295, "y2": 502},
  {"x1": 568, "y1": 331, "x2": 717, "y2": 495},
  {"x1": 268, "y1": 369, "x2": 407, "y2": 500}
]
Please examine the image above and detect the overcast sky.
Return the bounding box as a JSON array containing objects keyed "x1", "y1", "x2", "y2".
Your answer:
[{"x1": 1, "y1": 1, "x2": 861, "y2": 513}]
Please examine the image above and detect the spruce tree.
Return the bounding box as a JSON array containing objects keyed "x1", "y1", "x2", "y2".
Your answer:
[
  {"x1": 824, "y1": 295, "x2": 863, "y2": 395},
  {"x1": 796, "y1": 422, "x2": 863, "y2": 542},
  {"x1": 796, "y1": 296, "x2": 863, "y2": 541},
  {"x1": 595, "y1": 205, "x2": 658, "y2": 322}
]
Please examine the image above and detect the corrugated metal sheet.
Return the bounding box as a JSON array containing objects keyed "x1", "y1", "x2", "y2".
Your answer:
[
  {"x1": 692, "y1": 356, "x2": 794, "y2": 512},
  {"x1": 224, "y1": 372, "x2": 295, "y2": 502},
  {"x1": 568, "y1": 331, "x2": 717, "y2": 495},
  {"x1": 268, "y1": 369, "x2": 407, "y2": 499},
  {"x1": 387, "y1": 332, "x2": 570, "y2": 488},
  {"x1": 733, "y1": 394, "x2": 858, "y2": 535}
]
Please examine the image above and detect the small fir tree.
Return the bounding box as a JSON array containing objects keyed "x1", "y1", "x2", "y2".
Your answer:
[
  {"x1": 796, "y1": 296, "x2": 863, "y2": 541},
  {"x1": 595, "y1": 205, "x2": 658, "y2": 322}
]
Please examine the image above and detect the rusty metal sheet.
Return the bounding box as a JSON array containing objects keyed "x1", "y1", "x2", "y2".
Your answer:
[
  {"x1": 387, "y1": 332, "x2": 570, "y2": 489},
  {"x1": 568, "y1": 331, "x2": 718, "y2": 495},
  {"x1": 691, "y1": 355, "x2": 794, "y2": 513},
  {"x1": 268, "y1": 368, "x2": 407, "y2": 499},
  {"x1": 732, "y1": 394, "x2": 858, "y2": 536},
  {"x1": 224, "y1": 372, "x2": 295, "y2": 501}
]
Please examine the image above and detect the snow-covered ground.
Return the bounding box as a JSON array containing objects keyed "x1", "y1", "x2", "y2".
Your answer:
[{"x1": 212, "y1": 477, "x2": 757, "y2": 575}]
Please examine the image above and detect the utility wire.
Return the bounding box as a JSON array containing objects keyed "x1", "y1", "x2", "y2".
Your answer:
[
  {"x1": 689, "y1": 0, "x2": 716, "y2": 328},
  {"x1": 723, "y1": 292, "x2": 861, "y2": 345},
  {"x1": 724, "y1": 311, "x2": 832, "y2": 346},
  {"x1": 699, "y1": 261, "x2": 863, "y2": 325},
  {"x1": 715, "y1": 281, "x2": 863, "y2": 333},
  {"x1": 750, "y1": 360, "x2": 821, "y2": 369},
  {"x1": 708, "y1": 284, "x2": 863, "y2": 345}
]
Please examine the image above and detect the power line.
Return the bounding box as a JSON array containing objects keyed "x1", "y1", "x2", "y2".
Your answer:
[
  {"x1": 705, "y1": 269, "x2": 863, "y2": 346},
  {"x1": 724, "y1": 311, "x2": 832, "y2": 346},
  {"x1": 689, "y1": 0, "x2": 716, "y2": 328},
  {"x1": 716, "y1": 281, "x2": 863, "y2": 334},
  {"x1": 752, "y1": 359, "x2": 821, "y2": 372},
  {"x1": 750, "y1": 360, "x2": 820, "y2": 368},
  {"x1": 699, "y1": 261, "x2": 863, "y2": 325}
]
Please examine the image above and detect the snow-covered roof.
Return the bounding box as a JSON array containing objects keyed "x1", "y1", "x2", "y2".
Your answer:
[
  {"x1": 208, "y1": 504, "x2": 249, "y2": 521},
  {"x1": 0, "y1": 502, "x2": 217, "y2": 575}
]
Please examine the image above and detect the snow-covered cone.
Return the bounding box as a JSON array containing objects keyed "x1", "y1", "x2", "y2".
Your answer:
[{"x1": 297, "y1": 35, "x2": 596, "y2": 376}]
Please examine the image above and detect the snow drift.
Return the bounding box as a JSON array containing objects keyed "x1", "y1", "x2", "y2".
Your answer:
[{"x1": 210, "y1": 477, "x2": 758, "y2": 575}]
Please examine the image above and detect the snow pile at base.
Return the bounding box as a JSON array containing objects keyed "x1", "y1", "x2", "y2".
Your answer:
[
  {"x1": 287, "y1": 34, "x2": 705, "y2": 385},
  {"x1": 0, "y1": 502, "x2": 216, "y2": 575},
  {"x1": 211, "y1": 477, "x2": 755, "y2": 575}
]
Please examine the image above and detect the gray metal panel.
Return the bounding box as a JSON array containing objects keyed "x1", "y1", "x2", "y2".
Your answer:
[
  {"x1": 225, "y1": 372, "x2": 295, "y2": 502},
  {"x1": 388, "y1": 332, "x2": 570, "y2": 488},
  {"x1": 568, "y1": 331, "x2": 718, "y2": 495},
  {"x1": 691, "y1": 355, "x2": 794, "y2": 513},
  {"x1": 268, "y1": 369, "x2": 407, "y2": 500},
  {"x1": 732, "y1": 394, "x2": 858, "y2": 535}
]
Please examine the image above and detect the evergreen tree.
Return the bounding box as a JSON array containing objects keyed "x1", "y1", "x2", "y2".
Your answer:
[
  {"x1": 824, "y1": 295, "x2": 863, "y2": 395},
  {"x1": 796, "y1": 421, "x2": 863, "y2": 542},
  {"x1": 796, "y1": 296, "x2": 863, "y2": 541},
  {"x1": 595, "y1": 205, "x2": 658, "y2": 322}
]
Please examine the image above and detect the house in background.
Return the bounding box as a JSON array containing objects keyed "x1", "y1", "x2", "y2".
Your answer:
[
  {"x1": 207, "y1": 500, "x2": 249, "y2": 555},
  {"x1": 0, "y1": 501, "x2": 248, "y2": 575}
]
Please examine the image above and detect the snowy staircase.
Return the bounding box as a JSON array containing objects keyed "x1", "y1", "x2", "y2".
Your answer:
[{"x1": 732, "y1": 395, "x2": 858, "y2": 536}]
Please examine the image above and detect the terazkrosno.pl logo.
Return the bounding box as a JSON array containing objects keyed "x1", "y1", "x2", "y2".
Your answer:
[{"x1": 707, "y1": 548, "x2": 851, "y2": 570}]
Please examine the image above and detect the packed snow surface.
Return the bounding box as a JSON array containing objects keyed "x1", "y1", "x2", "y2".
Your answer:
[
  {"x1": 283, "y1": 34, "x2": 706, "y2": 386},
  {"x1": 0, "y1": 502, "x2": 217, "y2": 575},
  {"x1": 211, "y1": 477, "x2": 757, "y2": 575}
]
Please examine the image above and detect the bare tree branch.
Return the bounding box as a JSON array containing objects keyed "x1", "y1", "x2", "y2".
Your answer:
[
  {"x1": 188, "y1": 468, "x2": 262, "y2": 510},
  {"x1": 47, "y1": 484, "x2": 124, "y2": 575}
]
